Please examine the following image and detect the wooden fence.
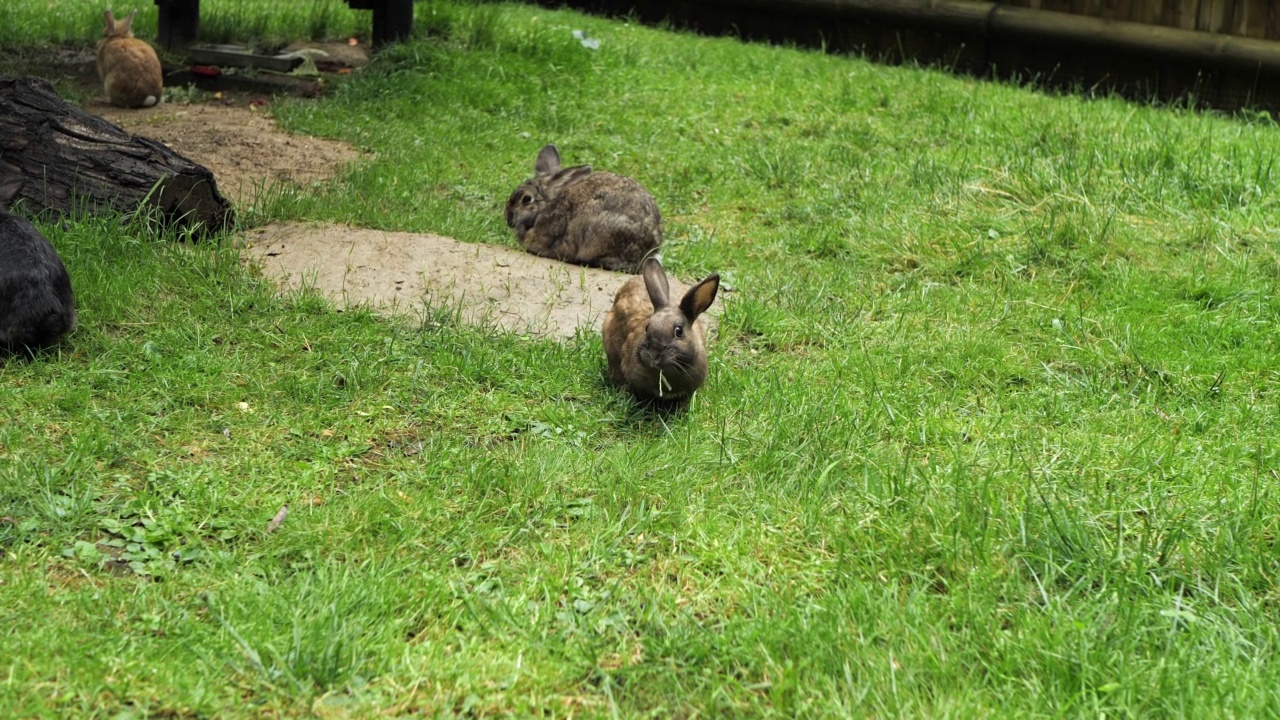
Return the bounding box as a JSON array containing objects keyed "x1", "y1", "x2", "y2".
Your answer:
[
  {"x1": 1000, "y1": 0, "x2": 1280, "y2": 39},
  {"x1": 537, "y1": 0, "x2": 1280, "y2": 112}
]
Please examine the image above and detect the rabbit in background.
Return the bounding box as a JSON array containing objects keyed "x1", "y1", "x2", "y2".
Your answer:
[
  {"x1": 603, "y1": 257, "x2": 719, "y2": 403},
  {"x1": 505, "y1": 144, "x2": 662, "y2": 273},
  {"x1": 97, "y1": 8, "x2": 163, "y2": 108},
  {"x1": 0, "y1": 171, "x2": 76, "y2": 354}
]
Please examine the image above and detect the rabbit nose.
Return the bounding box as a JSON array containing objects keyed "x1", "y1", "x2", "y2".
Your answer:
[{"x1": 659, "y1": 347, "x2": 683, "y2": 366}]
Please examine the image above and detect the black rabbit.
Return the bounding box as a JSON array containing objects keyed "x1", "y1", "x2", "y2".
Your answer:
[{"x1": 0, "y1": 172, "x2": 76, "y2": 353}]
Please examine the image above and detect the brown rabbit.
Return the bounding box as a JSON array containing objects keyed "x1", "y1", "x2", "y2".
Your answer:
[
  {"x1": 603, "y1": 257, "x2": 720, "y2": 402},
  {"x1": 505, "y1": 144, "x2": 662, "y2": 273},
  {"x1": 96, "y1": 8, "x2": 163, "y2": 108}
]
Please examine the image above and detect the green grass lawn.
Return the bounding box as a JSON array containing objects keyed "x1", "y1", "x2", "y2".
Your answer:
[{"x1": 5, "y1": 0, "x2": 1280, "y2": 716}]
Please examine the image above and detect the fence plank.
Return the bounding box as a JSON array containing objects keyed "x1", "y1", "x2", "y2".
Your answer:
[
  {"x1": 1092, "y1": 0, "x2": 1126, "y2": 21},
  {"x1": 1236, "y1": 0, "x2": 1270, "y2": 38},
  {"x1": 1130, "y1": 0, "x2": 1162, "y2": 24},
  {"x1": 1197, "y1": 0, "x2": 1226, "y2": 33},
  {"x1": 1038, "y1": 0, "x2": 1074, "y2": 12},
  {"x1": 990, "y1": 0, "x2": 1280, "y2": 38},
  {"x1": 1159, "y1": 0, "x2": 1198, "y2": 30}
]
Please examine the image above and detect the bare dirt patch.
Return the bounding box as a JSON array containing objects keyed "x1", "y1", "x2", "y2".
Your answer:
[
  {"x1": 242, "y1": 222, "x2": 630, "y2": 339},
  {"x1": 92, "y1": 99, "x2": 362, "y2": 207}
]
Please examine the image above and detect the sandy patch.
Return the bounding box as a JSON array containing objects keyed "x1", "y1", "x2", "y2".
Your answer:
[
  {"x1": 242, "y1": 222, "x2": 633, "y2": 339},
  {"x1": 92, "y1": 99, "x2": 363, "y2": 206}
]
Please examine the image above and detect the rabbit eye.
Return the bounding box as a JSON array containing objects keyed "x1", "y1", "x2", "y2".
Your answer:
[
  {"x1": 674, "y1": 324, "x2": 684, "y2": 338},
  {"x1": 521, "y1": 194, "x2": 533, "y2": 205}
]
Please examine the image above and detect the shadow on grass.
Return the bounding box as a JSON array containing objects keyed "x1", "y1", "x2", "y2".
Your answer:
[
  {"x1": 0, "y1": 338, "x2": 76, "y2": 364},
  {"x1": 595, "y1": 362, "x2": 702, "y2": 431}
]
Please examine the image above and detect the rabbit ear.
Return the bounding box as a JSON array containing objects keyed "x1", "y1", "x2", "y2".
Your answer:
[
  {"x1": 679, "y1": 274, "x2": 720, "y2": 321},
  {"x1": 0, "y1": 175, "x2": 23, "y2": 210},
  {"x1": 547, "y1": 165, "x2": 591, "y2": 193},
  {"x1": 122, "y1": 8, "x2": 139, "y2": 31},
  {"x1": 103, "y1": 9, "x2": 116, "y2": 30},
  {"x1": 642, "y1": 257, "x2": 670, "y2": 309},
  {"x1": 535, "y1": 144, "x2": 561, "y2": 175}
]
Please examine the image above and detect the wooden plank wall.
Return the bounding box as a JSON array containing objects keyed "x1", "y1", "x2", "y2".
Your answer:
[{"x1": 998, "y1": 0, "x2": 1280, "y2": 39}]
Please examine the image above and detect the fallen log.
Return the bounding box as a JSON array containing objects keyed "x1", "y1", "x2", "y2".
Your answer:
[{"x1": 0, "y1": 75, "x2": 233, "y2": 234}]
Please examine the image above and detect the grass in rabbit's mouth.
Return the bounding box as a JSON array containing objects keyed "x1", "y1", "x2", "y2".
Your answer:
[{"x1": 6, "y1": 0, "x2": 1280, "y2": 717}]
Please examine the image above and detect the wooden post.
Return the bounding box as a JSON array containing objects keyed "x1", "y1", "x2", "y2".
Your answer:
[
  {"x1": 346, "y1": 0, "x2": 414, "y2": 46},
  {"x1": 375, "y1": 0, "x2": 414, "y2": 46},
  {"x1": 155, "y1": 0, "x2": 201, "y2": 51}
]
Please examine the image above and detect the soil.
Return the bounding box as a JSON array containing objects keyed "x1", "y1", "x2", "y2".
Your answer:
[
  {"x1": 39, "y1": 45, "x2": 645, "y2": 340},
  {"x1": 94, "y1": 99, "x2": 362, "y2": 207},
  {"x1": 242, "y1": 222, "x2": 628, "y2": 339}
]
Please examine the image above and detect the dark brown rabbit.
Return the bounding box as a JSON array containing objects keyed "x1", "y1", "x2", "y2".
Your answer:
[
  {"x1": 603, "y1": 257, "x2": 719, "y2": 402},
  {"x1": 97, "y1": 8, "x2": 163, "y2": 108},
  {"x1": 505, "y1": 144, "x2": 662, "y2": 273},
  {"x1": 0, "y1": 172, "x2": 76, "y2": 353}
]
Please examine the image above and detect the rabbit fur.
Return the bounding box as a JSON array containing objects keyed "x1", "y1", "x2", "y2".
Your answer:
[
  {"x1": 603, "y1": 257, "x2": 719, "y2": 402},
  {"x1": 0, "y1": 172, "x2": 76, "y2": 353},
  {"x1": 505, "y1": 144, "x2": 662, "y2": 273},
  {"x1": 97, "y1": 8, "x2": 163, "y2": 108}
]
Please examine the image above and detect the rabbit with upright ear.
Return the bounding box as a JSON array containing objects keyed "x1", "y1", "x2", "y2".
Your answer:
[
  {"x1": 505, "y1": 144, "x2": 662, "y2": 273},
  {"x1": 603, "y1": 257, "x2": 720, "y2": 402},
  {"x1": 96, "y1": 8, "x2": 163, "y2": 108},
  {"x1": 0, "y1": 172, "x2": 77, "y2": 354}
]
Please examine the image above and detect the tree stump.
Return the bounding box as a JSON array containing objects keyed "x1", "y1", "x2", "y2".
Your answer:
[{"x1": 0, "y1": 76, "x2": 233, "y2": 235}]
